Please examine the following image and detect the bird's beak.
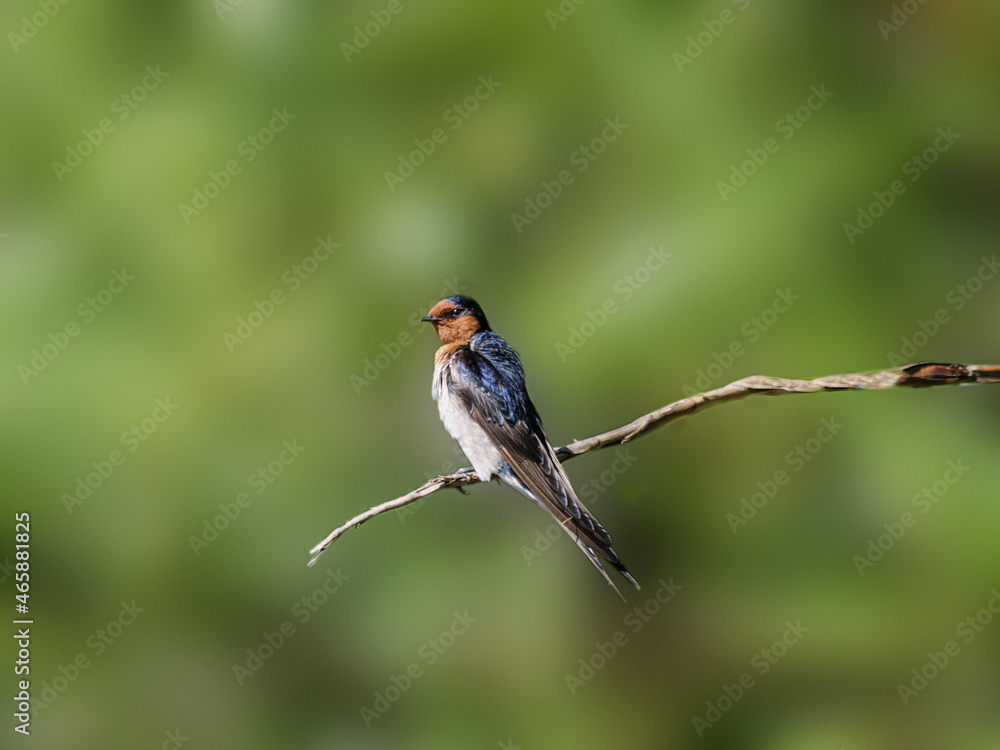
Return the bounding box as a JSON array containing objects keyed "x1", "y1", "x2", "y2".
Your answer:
[{"x1": 420, "y1": 315, "x2": 442, "y2": 323}]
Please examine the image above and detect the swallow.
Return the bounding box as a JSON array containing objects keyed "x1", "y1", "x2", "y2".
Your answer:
[{"x1": 421, "y1": 295, "x2": 639, "y2": 600}]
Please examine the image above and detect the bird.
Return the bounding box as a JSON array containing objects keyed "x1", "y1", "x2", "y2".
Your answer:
[{"x1": 421, "y1": 295, "x2": 639, "y2": 600}]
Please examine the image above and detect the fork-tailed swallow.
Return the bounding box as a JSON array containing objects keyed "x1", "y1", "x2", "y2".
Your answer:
[{"x1": 421, "y1": 295, "x2": 639, "y2": 600}]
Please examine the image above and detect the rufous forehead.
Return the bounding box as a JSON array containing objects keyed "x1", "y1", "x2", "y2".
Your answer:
[{"x1": 427, "y1": 299, "x2": 456, "y2": 318}]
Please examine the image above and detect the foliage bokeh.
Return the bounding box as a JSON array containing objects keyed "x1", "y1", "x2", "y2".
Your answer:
[{"x1": 2, "y1": 1, "x2": 1000, "y2": 748}]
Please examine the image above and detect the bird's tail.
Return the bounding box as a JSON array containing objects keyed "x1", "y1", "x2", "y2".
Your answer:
[
  {"x1": 507, "y1": 466, "x2": 641, "y2": 600},
  {"x1": 567, "y1": 532, "x2": 640, "y2": 602}
]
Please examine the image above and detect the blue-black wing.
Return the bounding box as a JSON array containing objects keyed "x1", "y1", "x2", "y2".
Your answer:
[{"x1": 449, "y1": 331, "x2": 638, "y2": 599}]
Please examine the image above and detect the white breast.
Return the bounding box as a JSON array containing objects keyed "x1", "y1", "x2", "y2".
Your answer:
[{"x1": 432, "y1": 363, "x2": 505, "y2": 482}]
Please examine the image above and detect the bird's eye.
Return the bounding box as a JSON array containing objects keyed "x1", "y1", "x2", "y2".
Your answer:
[{"x1": 450, "y1": 307, "x2": 463, "y2": 316}]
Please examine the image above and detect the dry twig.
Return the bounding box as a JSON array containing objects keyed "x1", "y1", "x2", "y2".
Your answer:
[{"x1": 308, "y1": 362, "x2": 1000, "y2": 565}]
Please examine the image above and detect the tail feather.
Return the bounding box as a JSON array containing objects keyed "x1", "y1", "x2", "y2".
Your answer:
[
  {"x1": 568, "y1": 532, "x2": 640, "y2": 602},
  {"x1": 504, "y1": 464, "x2": 640, "y2": 600}
]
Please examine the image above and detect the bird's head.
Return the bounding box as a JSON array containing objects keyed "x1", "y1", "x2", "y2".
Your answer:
[{"x1": 421, "y1": 296, "x2": 491, "y2": 344}]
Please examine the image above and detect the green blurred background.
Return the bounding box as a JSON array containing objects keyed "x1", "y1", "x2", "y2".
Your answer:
[{"x1": 2, "y1": 0, "x2": 1000, "y2": 748}]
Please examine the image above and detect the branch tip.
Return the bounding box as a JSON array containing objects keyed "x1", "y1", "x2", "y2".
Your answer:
[{"x1": 306, "y1": 361, "x2": 999, "y2": 565}]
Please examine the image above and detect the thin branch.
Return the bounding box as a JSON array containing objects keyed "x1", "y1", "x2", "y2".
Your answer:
[
  {"x1": 308, "y1": 361, "x2": 1000, "y2": 565},
  {"x1": 308, "y1": 470, "x2": 479, "y2": 565}
]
